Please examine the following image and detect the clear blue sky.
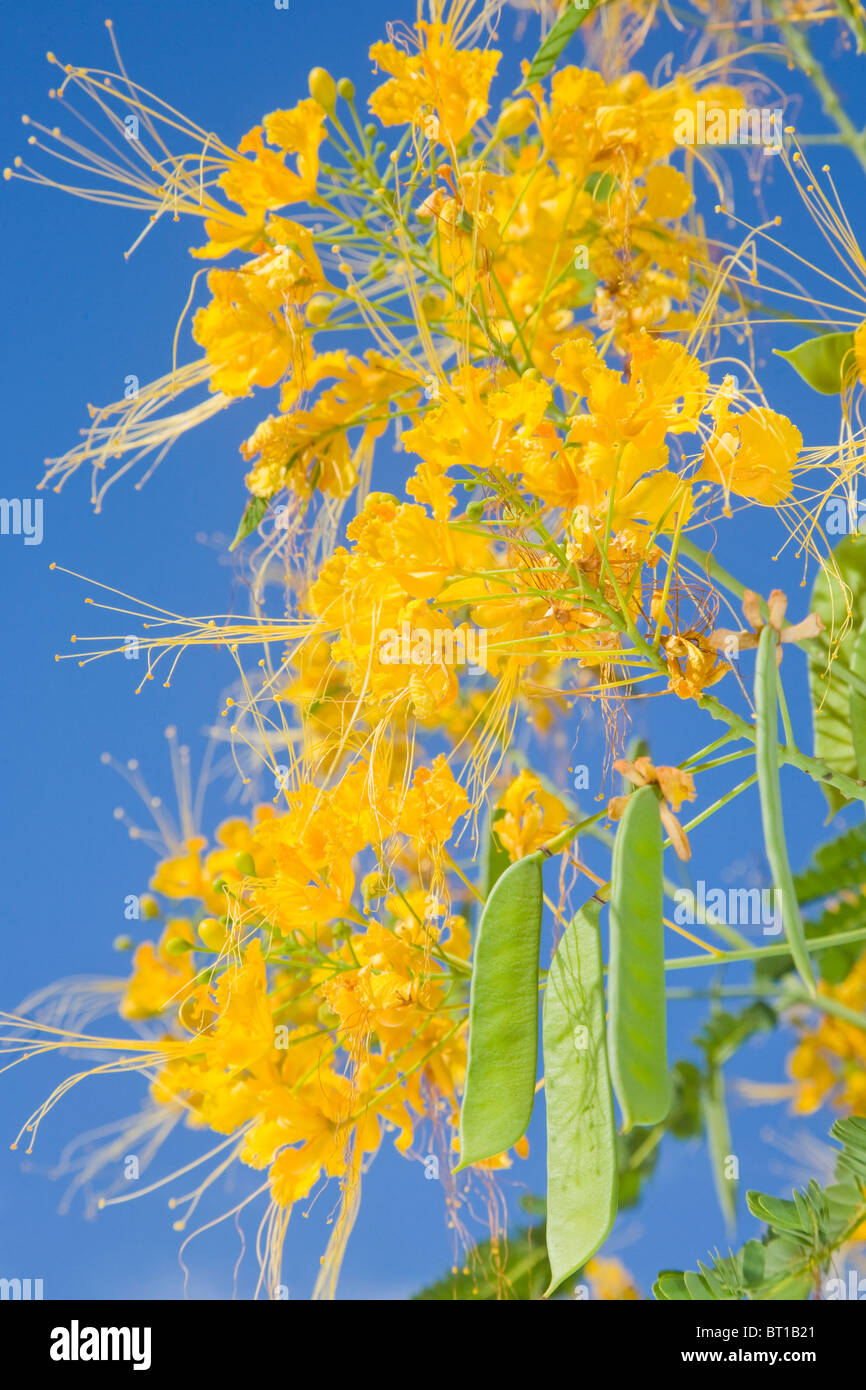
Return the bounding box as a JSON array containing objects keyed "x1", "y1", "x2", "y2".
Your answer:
[{"x1": 1, "y1": 0, "x2": 862, "y2": 1299}]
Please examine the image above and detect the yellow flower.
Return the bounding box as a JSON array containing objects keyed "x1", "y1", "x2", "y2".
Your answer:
[
  {"x1": 700, "y1": 389, "x2": 801, "y2": 508},
  {"x1": 369, "y1": 22, "x2": 500, "y2": 146},
  {"x1": 495, "y1": 770, "x2": 569, "y2": 860},
  {"x1": 662, "y1": 631, "x2": 726, "y2": 701},
  {"x1": 584, "y1": 1256, "x2": 640, "y2": 1300},
  {"x1": 855, "y1": 321, "x2": 866, "y2": 385},
  {"x1": 193, "y1": 226, "x2": 327, "y2": 398},
  {"x1": 120, "y1": 920, "x2": 196, "y2": 1020}
]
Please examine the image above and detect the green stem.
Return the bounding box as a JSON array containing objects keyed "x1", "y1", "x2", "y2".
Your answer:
[
  {"x1": 767, "y1": 0, "x2": 866, "y2": 173},
  {"x1": 665, "y1": 924, "x2": 866, "y2": 972}
]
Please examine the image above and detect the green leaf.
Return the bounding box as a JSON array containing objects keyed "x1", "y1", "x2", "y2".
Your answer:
[
  {"x1": 412, "y1": 1222, "x2": 551, "y2": 1300},
  {"x1": 695, "y1": 1003, "x2": 776, "y2": 1066},
  {"x1": 851, "y1": 616, "x2": 866, "y2": 777},
  {"x1": 543, "y1": 901, "x2": 618, "y2": 1295},
  {"x1": 794, "y1": 820, "x2": 866, "y2": 904},
  {"x1": 518, "y1": 0, "x2": 604, "y2": 89},
  {"x1": 757, "y1": 889, "x2": 866, "y2": 986},
  {"x1": 659, "y1": 1116, "x2": 866, "y2": 1300},
  {"x1": 570, "y1": 268, "x2": 598, "y2": 307},
  {"x1": 457, "y1": 853, "x2": 544, "y2": 1168},
  {"x1": 230, "y1": 495, "x2": 268, "y2": 551},
  {"x1": 807, "y1": 535, "x2": 866, "y2": 815},
  {"x1": 774, "y1": 331, "x2": 857, "y2": 395},
  {"x1": 584, "y1": 170, "x2": 618, "y2": 201},
  {"x1": 608, "y1": 785, "x2": 671, "y2": 1128},
  {"x1": 755, "y1": 625, "x2": 816, "y2": 995}
]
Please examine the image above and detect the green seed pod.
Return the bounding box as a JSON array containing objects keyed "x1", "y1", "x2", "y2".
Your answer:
[
  {"x1": 457, "y1": 852, "x2": 545, "y2": 1168},
  {"x1": 543, "y1": 900, "x2": 617, "y2": 1295},
  {"x1": 608, "y1": 784, "x2": 671, "y2": 1129}
]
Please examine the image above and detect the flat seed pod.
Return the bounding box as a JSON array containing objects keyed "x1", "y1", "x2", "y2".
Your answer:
[
  {"x1": 755, "y1": 624, "x2": 817, "y2": 996},
  {"x1": 457, "y1": 852, "x2": 544, "y2": 1169},
  {"x1": 543, "y1": 900, "x2": 617, "y2": 1296},
  {"x1": 608, "y1": 784, "x2": 671, "y2": 1130}
]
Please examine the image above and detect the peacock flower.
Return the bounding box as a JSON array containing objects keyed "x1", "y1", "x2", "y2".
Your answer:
[{"x1": 369, "y1": 21, "x2": 500, "y2": 147}]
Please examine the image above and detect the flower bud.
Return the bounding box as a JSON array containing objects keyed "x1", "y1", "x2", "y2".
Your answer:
[
  {"x1": 113, "y1": 934, "x2": 134, "y2": 952},
  {"x1": 234, "y1": 850, "x2": 257, "y2": 877},
  {"x1": 198, "y1": 917, "x2": 227, "y2": 952},
  {"x1": 337, "y1": 77, "x2": 355, "y2": 102},
  {"x1": 306, "y1": 294, "x2": 334, "y2": 325},
  {"x1": 420, "y1": 292, "x2": 446, "y2": 320},
  {"x1": 165, "y1": 936, "x2": 193, "y2": 956},
  {"x1": 496, "y1": 99, "x2": 534, "y2": 139},
  {"x1": 317, "y1": 1002, "x2": 341, "y2": 1030},
  {"x1": 308, "y1": 67, "x2": 337, "y2": 113}
]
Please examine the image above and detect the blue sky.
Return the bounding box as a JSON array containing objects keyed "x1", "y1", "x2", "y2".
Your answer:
[{"x1": 1, "y1": 0, "x2": 864, "y2": 1300}]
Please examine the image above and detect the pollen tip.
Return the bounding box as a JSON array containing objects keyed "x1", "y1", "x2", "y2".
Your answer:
[
  {"x1": 49, "y1": 560, "x2": 56, "y2": 569},
  {"x1": 46, "y1": 51, "x2": 56, "y2": 63},
  {"x1": 21, "y1": 114, "x2": 30, "y2": 125},
  {"x1": 70, "y1": 634, "x2": 77, "y2": 642},
  {"x1": 2, "y1": 169, "x2": 11, "y2": 181}
]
